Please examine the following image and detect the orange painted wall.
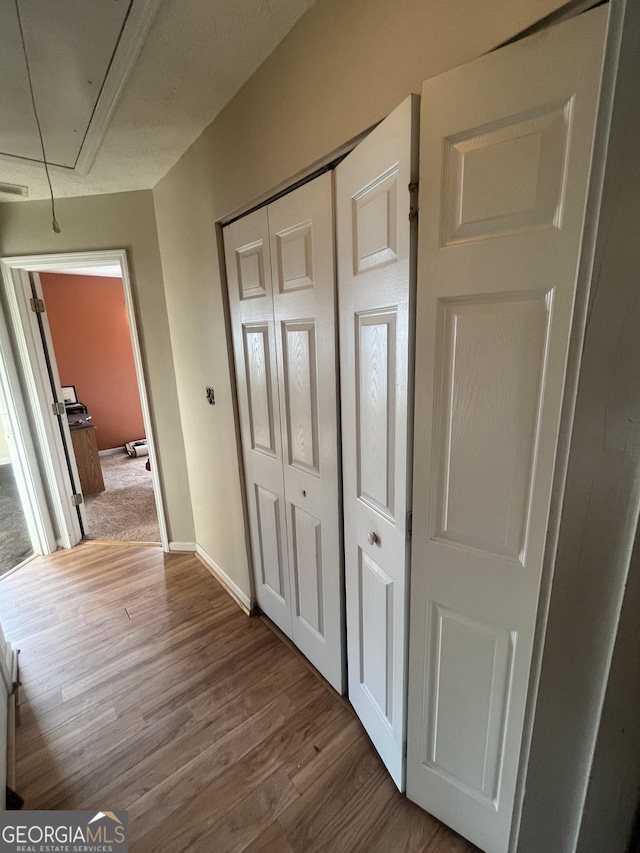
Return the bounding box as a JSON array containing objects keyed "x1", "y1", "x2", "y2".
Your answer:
[{"x1": 40, "y1": 273, "x2": 145, "y2": 451}]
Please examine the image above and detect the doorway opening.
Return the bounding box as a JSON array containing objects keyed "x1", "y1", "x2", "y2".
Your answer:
[
  {"x1": 39, "y1": 269, "x2": 161, "y2": 543},
  {"x1": 0, "y1": 250, "x2": 168, "y2": 553}
]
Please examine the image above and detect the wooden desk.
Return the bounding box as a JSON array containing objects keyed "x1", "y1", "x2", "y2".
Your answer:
[{"x1": 70, "y1": 425, "x2": 105, "y2": 495}]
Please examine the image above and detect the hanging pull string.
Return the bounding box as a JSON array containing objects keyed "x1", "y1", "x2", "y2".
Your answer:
[{"x1": 14, "y1": 0, "x2": 60, "y2": 232}]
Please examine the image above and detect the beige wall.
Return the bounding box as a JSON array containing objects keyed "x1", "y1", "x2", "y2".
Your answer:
[
  {"x1": 153, "y1": 0, "x2": 566, "y2": 596},
  {"x1": 0, "y1": 191, "x2": 195, "y2": 545}
]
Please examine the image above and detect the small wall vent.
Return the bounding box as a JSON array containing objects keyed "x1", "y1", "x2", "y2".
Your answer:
[{"x1": 0, "y1": 182, "x2": 29, "y2": 198}]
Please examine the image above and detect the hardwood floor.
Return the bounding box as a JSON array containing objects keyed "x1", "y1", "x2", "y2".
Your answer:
[{"x1": 0, "y1": 542, "x2": 479, "y2": 853}]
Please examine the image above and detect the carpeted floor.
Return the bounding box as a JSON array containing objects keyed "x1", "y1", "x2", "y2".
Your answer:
[
  {"x1": 0, "y1": 462, "x2": 32, "y2": 577},
  {"x1": 83, "y1": 452, "x2": 161, "y2": 543}
]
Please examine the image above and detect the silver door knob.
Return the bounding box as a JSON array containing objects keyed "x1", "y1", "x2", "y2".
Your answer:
[{"x1": 367, "y1": 531, "x2": 379, "y2": 546}]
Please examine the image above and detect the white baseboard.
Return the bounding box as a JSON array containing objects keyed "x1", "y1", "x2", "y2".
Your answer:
[
  {"x1": 98, "y1": 446, "x2": 126, "y2": 457},
  {"x1": 195, "y1": 544, "x2": 252, "y2": 615},
  {"x1": 169, "y1": 541, "x2": 196, "y2": 552},
  {"x1": 0, "y1": 457, "x2": 11, "y2": 466}
]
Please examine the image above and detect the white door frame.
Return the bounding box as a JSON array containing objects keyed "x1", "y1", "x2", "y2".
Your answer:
[
  {"x1": 0, "y1": 249, "x2": 169, "y2": 552},
  {"x1": 5, "y1": 266, "x2": 85, "y2": 548},
  {"x1": 0, "y1": 305, "x2": 55, "y2": 556}
]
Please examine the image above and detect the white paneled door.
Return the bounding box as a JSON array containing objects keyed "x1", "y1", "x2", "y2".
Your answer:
[
  {"x1": 406, "y1": 8, "x2": 608, "y2": 853},
  {"x1": 336, "y1": 95, "x2": 419, "y2": 789},
  {"x1": 269, "y1": 176, "x2": 344, "y2": 692},
  {"x1": 225, "y1": 208, "x2": 289, "y2": 631},
  {"x1": 225, "y1": 174, "x2": 345, "y2": 693}
]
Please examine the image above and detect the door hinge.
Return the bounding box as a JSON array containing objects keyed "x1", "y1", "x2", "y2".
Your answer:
[
  {"x1": 403, "y1": 740, "x2": 408, "y2": 760},
  {"x1": 407, "y1": 511, "x2": 413, "y2": 536},
  {"x1": 408, "y1": 181, "x2": 419, "y2": 222},
  {"x1": 71, "y1": 493, "x2": 84, "y2": 506},
  {"x1": 52, "y1": 401, "x2": 66, "y2": 416},
  {"x1": 30, "y1": 297, "x2": 45, "y2": 313}
]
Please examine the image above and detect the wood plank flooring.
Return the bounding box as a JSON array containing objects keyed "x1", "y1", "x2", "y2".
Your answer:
[{"x1": 0, "y1": 542, "x2": 479, "y2": 853}]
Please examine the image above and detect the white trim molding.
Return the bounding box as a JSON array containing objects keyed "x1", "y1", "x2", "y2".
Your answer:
[
  {"x1": 169, "y1": 541, "x2": 196, "y2": 552},
  {"x1": 195, "y1": 544, "x2": 252, "y2": 616},
  {"x1": 75, "y1": 0, "x2": 164, "y2": 176}
]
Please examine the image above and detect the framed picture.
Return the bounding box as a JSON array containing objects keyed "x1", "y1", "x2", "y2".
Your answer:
[{"x1": 62, "y1": 385, "x2": 78, "y2": 404}]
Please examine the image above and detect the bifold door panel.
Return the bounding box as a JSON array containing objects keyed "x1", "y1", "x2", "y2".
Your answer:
[
  {"x1": 336, "y1": 95, "x2": 419, "y2": 790},
  {"x1": 224, "y1": 173, "x2": 345, "y2": 693},
  {"x1": 226, "y1": 209, "x2": 291, "y2": 633},
  {"x1": 406, "y1": 8, "x2": 608, "y2": 853}
]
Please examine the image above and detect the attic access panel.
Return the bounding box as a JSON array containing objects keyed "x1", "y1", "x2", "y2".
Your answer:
[{"x1": 0, "y1": 0, "x2": 160, "y2": 175}]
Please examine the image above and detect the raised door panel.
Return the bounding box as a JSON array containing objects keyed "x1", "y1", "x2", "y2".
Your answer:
[
  {"x1": 236, "y1": 239, "x2": 268, "y2": 300},
  {"x1": 243, "y1": 323, "x2": 277, "y2": 457},
  {"x1": 290, "y1": 504, "x2": 323, "y2": 637},
  {"x1": 352, "y1": 166, "x2": 399, "y2": 272},
  {"x1": 359, "y1": 549, "x2": 395, "y2": 729},
  {"x1": 282, "y1": 321, "x2": 319, "y2": 475},
  {"x1": 442, "y1": 104, "x2": 571, "y2": 245},
  {"x1": 255, "y1": 484, "x2": 286, "y2": 601},
  {"x1": 433, "y1": 293, "x2": 550, "y2": 560},
  {"x1": 224, "y1": 209, "x2": 292, "y2": 637},
  {"x1": 275, "y1": 221, "x2": 314, "y2": 292},
  {"x1": 336, "y1": 95, "x2": 419, "y2": 787},
  {"x1": 407, "y1": 9, "x2": 608, "y2": 853},
  {"x1": 269, "y1": 173, "x2": 345, "y2": 693},
  {"x1": 356, "y1": 310, "x2": 397, "y2": 520},
  {"x1": 422, "y1": 603, "x2": 515, "y2": 808}
]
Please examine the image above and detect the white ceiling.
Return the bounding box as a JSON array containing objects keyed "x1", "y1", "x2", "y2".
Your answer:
[{"x1": 0, "y1": 0, "x2": 315, "y2": 200}]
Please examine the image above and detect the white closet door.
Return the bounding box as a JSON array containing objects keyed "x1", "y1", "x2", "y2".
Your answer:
[
  {"x1": 336, "y1": 95, "x2": 419, "y2": 789},
  {"x1": 225, "y1": 177, "x2": 345, "y2": 691},
  {"x1": 269, "y1": 173, "x2": 345, "y2": 693},
  {"x1": 224, "y1": 209, "x2": 292, "y2": 636},
  {"x1": 406, "y1": 8, "x2": 608, "y2": 853}
]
